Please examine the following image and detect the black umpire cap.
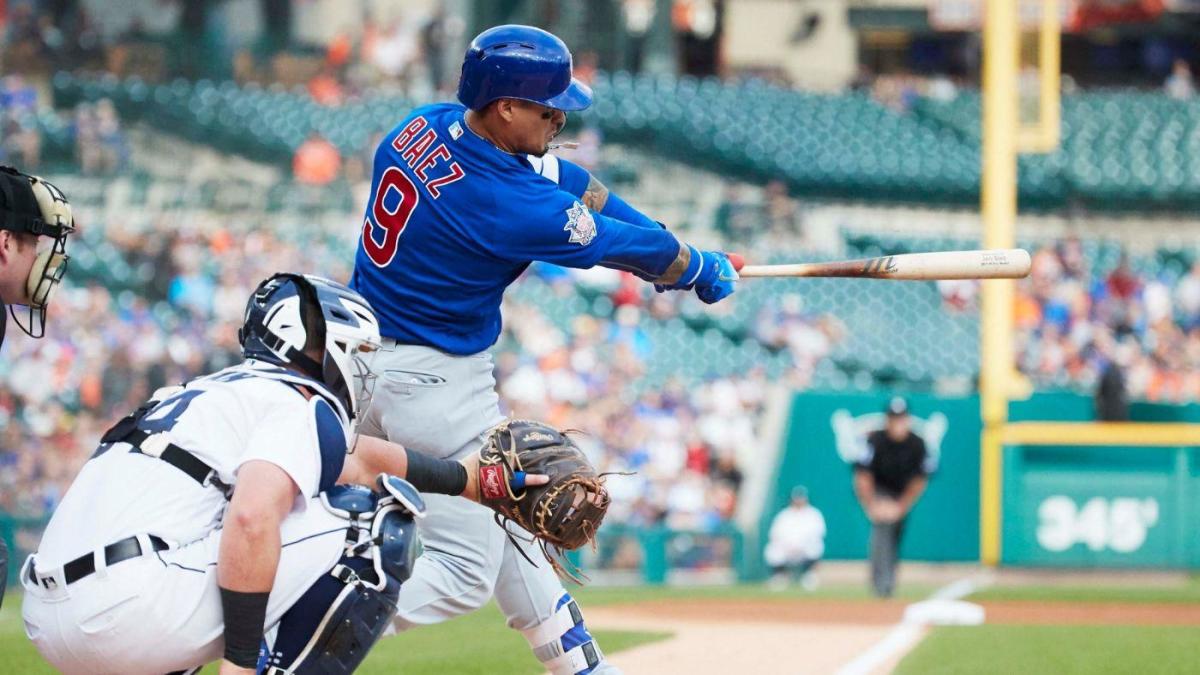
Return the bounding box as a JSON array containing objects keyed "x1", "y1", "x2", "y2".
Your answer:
[{"x1": 0, "y1": 166, "x2": 44, "y2": 233}]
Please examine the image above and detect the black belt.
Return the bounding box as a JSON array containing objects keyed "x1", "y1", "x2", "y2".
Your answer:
[{"x1": 30, "y1": 535, "x2": 169, "y2": 588}]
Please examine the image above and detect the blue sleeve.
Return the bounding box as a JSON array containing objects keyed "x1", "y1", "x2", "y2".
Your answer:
[
  {"x1": 531, "y1": 155, "x2": 665, "y2": 231},
  {"x1": 555, "y1": 156, "x2": 591, "y2": 196},
  {"x1": 600, "y1": 192, "x2": 663, "y2": 231},
  {"x1": 488, "y1": 179, "x2": 680, "y2": 280}
]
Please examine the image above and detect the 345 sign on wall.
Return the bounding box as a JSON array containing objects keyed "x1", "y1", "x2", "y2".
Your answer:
[{"x1": 1036, "y1": 496, "x2": 1160, "y2": 554}]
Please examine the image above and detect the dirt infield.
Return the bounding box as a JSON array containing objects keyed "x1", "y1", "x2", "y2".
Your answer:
[
  {"x1": 586, "y1": 604, "x2": 902, "y2": 675},
  {"x1": 594, "y1": 597, "x2": 1200, "y2": 626},
  {"x1": 584, "y1": 596, "x2": 1200, "y2": 674}
]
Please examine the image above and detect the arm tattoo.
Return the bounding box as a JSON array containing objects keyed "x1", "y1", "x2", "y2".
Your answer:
[
  {"x1": 582, "y1": 173, "x2": 610, "y2": 212},
  {"x1": 654, "y1": 239, "x2": 692, "y2": 285}
]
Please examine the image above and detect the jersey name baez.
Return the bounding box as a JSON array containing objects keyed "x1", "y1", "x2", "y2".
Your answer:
[{"x1": 351, "y1": 103, "x2": 681, "y2": 355}]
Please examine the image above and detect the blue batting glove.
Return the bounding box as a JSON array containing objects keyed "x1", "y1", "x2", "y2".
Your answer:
[
  {"x1": 510, "y1": 471, "x2": 527, "y2": 491},
  {"x1": 694, "y1": 251, "x2": 738, "y2": 304},
  {"x1": 659, "y1": 246, "x2": 737, "y2": 298}
]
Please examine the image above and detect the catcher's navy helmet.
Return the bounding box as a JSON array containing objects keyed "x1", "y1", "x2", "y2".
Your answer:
[
  {"x1": 457, "y1": 25, "x2": 593, "y2": 112},
  {"x1": 239, "y1": 273, "x2": 382, "y2": 420}
]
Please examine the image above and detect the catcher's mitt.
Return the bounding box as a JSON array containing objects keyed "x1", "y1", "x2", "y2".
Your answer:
[{"x1": 477, "y1": 419, "x2": 610, "y2": 583}]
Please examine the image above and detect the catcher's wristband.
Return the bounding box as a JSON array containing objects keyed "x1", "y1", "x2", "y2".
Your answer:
[
  {"x1": 220, "y1": 587, "x2": 268, "y2": 668},
  {"x1": 404, "y1": 451, "x2": 468, "y2": 496}
]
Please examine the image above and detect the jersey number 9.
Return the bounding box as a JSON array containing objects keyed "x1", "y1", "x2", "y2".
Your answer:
[{"x1": 362, "y1": 167, "x2": 420, "y2": 268}]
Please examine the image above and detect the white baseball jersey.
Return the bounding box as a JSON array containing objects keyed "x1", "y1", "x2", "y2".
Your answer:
[
  {"x1": 23, "y1": 359, "x2": 356, "y2": 675},
  {"x1": 36, "y1": 359, "x2": 351, "y2": 567},
  {"x1": 764, "y1": 504, "x2": 827, "y2": 566}
]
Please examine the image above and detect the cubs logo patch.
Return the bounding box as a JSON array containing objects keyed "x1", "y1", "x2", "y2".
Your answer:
[{"x1": 564, "y1": 201, "x2": 596, "y2": 246}]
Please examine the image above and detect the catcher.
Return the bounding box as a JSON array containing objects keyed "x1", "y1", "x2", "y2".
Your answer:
[{"x1": 21, "y1": 273, "x2": 607, "y2": 675}]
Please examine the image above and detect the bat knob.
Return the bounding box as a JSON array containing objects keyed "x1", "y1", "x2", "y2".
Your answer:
[{"x1": 726, "y1": 252, "x2": 745, "y2": 272}]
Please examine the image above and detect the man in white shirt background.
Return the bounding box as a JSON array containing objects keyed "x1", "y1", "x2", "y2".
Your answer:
[{"x1": 764, "y1": 485, "x2": 826, "y2": 590}]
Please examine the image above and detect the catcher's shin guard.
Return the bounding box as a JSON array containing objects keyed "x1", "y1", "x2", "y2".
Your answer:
[
  {"x1": 259, "y1": 481, "x2": 424, "y2": 674},
  {"x1": 522, "y1": 592, "x2": 619, "y2": 675}
]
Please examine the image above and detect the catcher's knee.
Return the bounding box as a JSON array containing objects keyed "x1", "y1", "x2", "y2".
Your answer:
[
  {"x1": 260, "y1": 480, "x2": 424, "y2": 674},
  {"x1": 520, "y1": 592, "x2": 610, "y2": 675}
]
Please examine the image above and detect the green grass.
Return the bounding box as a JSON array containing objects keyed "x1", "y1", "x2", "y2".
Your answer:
[
  {"x1": 0, "y1": 583, "x2": 915, "y2": 673},
  {"x1": 0, "y1": 594, "x2": 57, "y2": 675},
  {"x1": 895, "y1": 625, "x2": 1200, "y2": 675},
  {"x1": 970, "y1": 576, "x2": 1200, "y2": 604},
  {"x1": 2, "y1": 590, "x2": 667, "y2": 674},
  {"x1": 10, "y1": 579, "x2": 1196, "y2": 673}
]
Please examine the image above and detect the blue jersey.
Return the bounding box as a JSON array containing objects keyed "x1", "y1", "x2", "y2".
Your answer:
[{"x1": 350, "y1": 103, "x2": 680, "y2": 355}]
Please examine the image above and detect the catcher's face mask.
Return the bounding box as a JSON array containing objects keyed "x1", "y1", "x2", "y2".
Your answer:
[{"x1": 0, "y1": 168, "x2": 74, "y2": 338}]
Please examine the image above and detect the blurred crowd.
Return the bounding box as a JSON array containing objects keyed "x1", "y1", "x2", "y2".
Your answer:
[
  {"x1": 2, "y1": 0, "x2": 459, "y2": 95},
  {"x1": 0, "y1": 225, "x2": 345, "y2": 518},
  {"x1": 0, "y1": 218, "x2": 758, "y2": 544},
  {"x1": 1016, "y1": 240, "x2": 1200, "y2": 404},
  {"x1": 496, "y1": 269, "x2": 757, "y2": 533},
  {"x1": 0, "y1": 75, "x2": 45, "y2": 170},
  {"x1": 0, "y1": 73, "x2": 129, "y2": 175}
]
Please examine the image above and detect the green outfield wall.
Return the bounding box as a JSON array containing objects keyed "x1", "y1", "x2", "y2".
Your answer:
[
  {"x1": 765, "y1": 391, "x2": 1200, "y2": 572},
  {"x1": 765, "y1": 392, "x2": 983, "y2": 564},
  {"x1": 1000, "y1": 443, "x2": 1199, "y2": 567}
]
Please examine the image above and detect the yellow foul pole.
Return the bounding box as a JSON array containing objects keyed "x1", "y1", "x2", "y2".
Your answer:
[{"x1": 980, "y1": 0, "x2": 1018, "y2": 566}]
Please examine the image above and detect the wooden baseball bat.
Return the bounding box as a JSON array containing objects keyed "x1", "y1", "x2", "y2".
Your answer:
[{"x1": 726, "y1": 249, "x2": 1031, "y2": 280}]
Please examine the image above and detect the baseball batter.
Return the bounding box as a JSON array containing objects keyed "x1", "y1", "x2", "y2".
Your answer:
[
  {"x1": 350, "y1": 24, "x2": 738, "y2": 675},
  {"x1": 20, "y1": 273, "x2": 549, "y2": 675}
]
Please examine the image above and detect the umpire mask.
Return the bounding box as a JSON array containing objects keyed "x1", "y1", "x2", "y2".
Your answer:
[{"x1": 0, "y1": 167, "x2": 74, "y2": 338}]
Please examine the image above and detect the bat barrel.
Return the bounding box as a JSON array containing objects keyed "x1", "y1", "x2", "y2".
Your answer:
[{"x1": 737, "y1": 249, "x2": 1032, "y2": 280}]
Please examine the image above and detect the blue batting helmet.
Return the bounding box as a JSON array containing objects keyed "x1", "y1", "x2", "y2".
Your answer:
[{"x1": 457, "y1": 25, "x2": 593, "y2": 112}]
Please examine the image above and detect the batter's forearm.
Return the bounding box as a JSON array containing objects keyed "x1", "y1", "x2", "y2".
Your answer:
[
  {"x1": 594, "y1": 214, "x2": 683, "y2": 280},
  {"x1": 581, "y1": 173, "x2": 610, "y2": 212},
  {"x1": 654, "y1": 240, "x2": 693, "y2": 285}
]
